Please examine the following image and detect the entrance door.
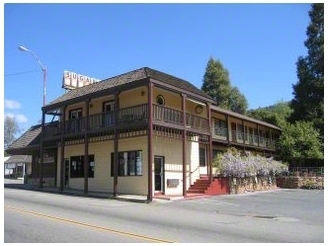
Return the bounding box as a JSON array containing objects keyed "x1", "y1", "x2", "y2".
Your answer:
[
  {"x1": 64, "y1": 159, "x2": 69, "y2": 187},
  {"x1": 103, "y1": 100, "x2": 115, "y2": 126},
  {"x1": 154, "y1": 156, "x2": 164, "y2": 193}
]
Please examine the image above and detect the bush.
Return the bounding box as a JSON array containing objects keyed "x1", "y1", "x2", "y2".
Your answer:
[{"x1": 213, "y1": 148, "x2": 288, "y2": 178}]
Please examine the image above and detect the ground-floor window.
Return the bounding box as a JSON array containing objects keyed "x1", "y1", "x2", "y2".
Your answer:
[
  {"x1": 70, "y1": 155, "x2": 95, "y2": 178},
  {"x1": 111, "y1": 150, "x2": 142, "y2": 176}
]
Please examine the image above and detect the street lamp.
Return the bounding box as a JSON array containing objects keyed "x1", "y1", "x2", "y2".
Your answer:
[{"x1": 18, "y1": 45, "x2": 47, "y2": 106}]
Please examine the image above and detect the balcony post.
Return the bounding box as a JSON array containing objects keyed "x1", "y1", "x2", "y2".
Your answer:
[
  {"x1": 147, "y1": 82, "x2": 153, "y2": 202},
  {"x1": 39, "y1": 110, "x2": 45, "y2": 188},
  {"x1": 242, "y1": 120, "x2": 245, "y2": 145},
  {"x1": 60, "y1": 105, "x2": 67, "y2": 191},
  {"x1": 225, "y1": 114, "x2": 230, "y2": 145},
  {"x1": 113, "y1": 92, "x2": 120, "y2": 197},
  {"x1": 84, "y1": 99, "x2": 90, "y2": 194},
  {"x1": 181, "y1": 93, "x2": 187, "y2": 197},
  {"x1": 207, "y1": 103, "x2": 213, "y2": 182},
  {"x1": 257, "y1": 124, "x2": 260, "y2": 147}
]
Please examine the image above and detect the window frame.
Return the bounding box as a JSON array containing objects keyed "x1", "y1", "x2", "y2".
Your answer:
[
  {"x1": 111, "y1": 150, "x2": 142, "y2": 177},
  {"x1": 70, "y1": 155, "x2": 95, "y2": 178}
]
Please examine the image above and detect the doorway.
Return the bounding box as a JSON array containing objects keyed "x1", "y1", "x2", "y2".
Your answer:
[{"x1": 154, "y1": 156, "x2": 164, "y2": 193}]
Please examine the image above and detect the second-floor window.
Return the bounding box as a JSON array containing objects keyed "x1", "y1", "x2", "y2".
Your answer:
[
  {"x1": 237, "y1": 124, "x2": 243, "y2": 140},
  {"x1": 214, "y1": 119, "x2": 227, "y2": 137}
]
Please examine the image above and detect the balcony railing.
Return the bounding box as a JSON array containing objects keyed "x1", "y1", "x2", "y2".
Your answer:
[
  {"x1": 212, "y1": 127, "x2": 276, "y2": 149},
  {"x1": 46, "y1": 103, "x2": 209, "y2": 136}
]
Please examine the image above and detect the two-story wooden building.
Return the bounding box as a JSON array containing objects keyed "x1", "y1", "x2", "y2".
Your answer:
[{"x1": 7, "y1": 67, "x2": 281, "y2": 201}]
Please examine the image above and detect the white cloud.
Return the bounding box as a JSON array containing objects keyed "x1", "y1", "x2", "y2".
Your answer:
[
  {"x1": 5, "y1": 113, "x2": 28, "y2": 123},
  {"x1": 5, "y1": 100, "x2": 21, "y2": 109},
  {"x1": 15, "y1": 114, "x2": 28, "y2": 123}
]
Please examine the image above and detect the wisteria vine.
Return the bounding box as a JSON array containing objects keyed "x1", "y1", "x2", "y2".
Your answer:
[{"x1": 213, "y1": 148, "x2": 288, "y2": 178}]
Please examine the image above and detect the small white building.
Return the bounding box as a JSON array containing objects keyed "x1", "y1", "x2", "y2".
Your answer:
[{"x1": 4, "y1": 155, "x2": 32, "y2": 179}]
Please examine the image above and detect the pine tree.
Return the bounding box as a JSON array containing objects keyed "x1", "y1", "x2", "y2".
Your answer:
[
  {"x1": 290, "y1": 3, "x2": 324, "y2": 137},
  {"x1": 202, "y1": 57, "x2": 248, "y2": 114}
]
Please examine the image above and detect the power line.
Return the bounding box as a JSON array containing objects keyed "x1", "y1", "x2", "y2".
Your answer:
[{"x1": 4, "y1": 69, "x2": 39, "y2": 77}]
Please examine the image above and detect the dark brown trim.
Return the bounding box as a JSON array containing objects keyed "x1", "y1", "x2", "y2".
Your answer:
[
  {"x1": 257, "y1": 124, "x2": 260, "y2": 147},
  {"x1": 147, "y1": 81, "x2": 154, "y2": 202},
  {"x1": 225, "y1": 114, "x2": 230, "y2": 145},
  {"x1": 113, "y1": 92, "x2": 120, "y2": 197},
  {"x1": 242, "y1": 120, "x2": 245, "y2": 145},
  {"x1": 60, "y1": 105, "x2": 67, "y2": 191},
  {"x1": 207, "y1": 103, "x2": 213, "y2": 181},
  {"x1": 84, "y1": 99, "x2": 90, "y2": 194},
  {"x1": 181, "y1": 93, "x2": 187, "y2": 197},
  {"x1": 39, "y1": 111, "x2": 45, "y2": 188}
]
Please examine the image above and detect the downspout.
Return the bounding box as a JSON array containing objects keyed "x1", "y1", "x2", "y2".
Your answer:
[
  {"x1": 147, "y1": 81, "x2": 154, "y2": 202},
  {"x1": 181, "y1": 94, "x2": 187, "y2": 197},
  {"x1": 39, "y1": 110, "x2": 45, "y2": 188},
  {"x1": 84, "y1": 99, "x2": 90, "y2": 194}
]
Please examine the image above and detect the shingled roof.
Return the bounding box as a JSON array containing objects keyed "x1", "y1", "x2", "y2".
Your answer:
[
  {"x1": 45, "y1": 67, "x2": 215, "y2": 109},
  {"x1": 4, "y1": 155, "x2": 32, "y2": 164},
  {"x1": 6, "y1": 124, "x2": 42, "y2": 155}
]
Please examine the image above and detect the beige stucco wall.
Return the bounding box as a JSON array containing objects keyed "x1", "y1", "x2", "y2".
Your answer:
[
  {"x1": 119, "y1": 87, "x2": 148, "y2": 108},
  {"x1": 153, "y1": 135, "x2": 200, "y2": 195},
  {"x1": 57, "y1": 136, "x2": 149, "y2": 195}
]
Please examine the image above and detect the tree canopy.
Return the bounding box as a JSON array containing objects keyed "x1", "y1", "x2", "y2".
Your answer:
[
  {"x1": 289, "y1": 3, "x2": 324, "y2": 137},
  {"x1": 4, "y1": 116, "x2": 19, "y2": 150},
  {"x1": 202, "y1": 57, "x2": 248, "y2": 114},
  {"x1": 277, "y1": 121, "x2": 323, "y2": 160}
]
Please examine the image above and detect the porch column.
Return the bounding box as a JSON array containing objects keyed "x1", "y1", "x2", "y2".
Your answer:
[
  {"x1": 181, "y1": 94, "x2": 187, "y2": 197},
  {"x1": 207, "y1": 103, "x2": 213, "y2": 182},
  {"x1": 60, "y1": 105, "x2": 66, "y2": 191},
  {"x1": 113, "y1": 92, "x2": 120, "y2": 197},
  {"x1": 257, "y1": 124, "x2": 260, "y2": 147},
  {"x1": 39, "y1": 110, "x2": 45, "y2": 188},
  {"x1": 225, "y1": 114, "x2": 230, "y2": 146},
  {"x1": 84, "y1": 100, "x2": 90, "y2": 194},
  {"x1": 147, "y1": 82, "x2": 154, "y2": 202},
  {"x1": 242, "y1": 120, "x2": 245, "y2": 145}
]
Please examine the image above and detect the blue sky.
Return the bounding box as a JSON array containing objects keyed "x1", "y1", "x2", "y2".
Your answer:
[{"x1": 4, "y1": 3, "x2": 311, "y2": 135}]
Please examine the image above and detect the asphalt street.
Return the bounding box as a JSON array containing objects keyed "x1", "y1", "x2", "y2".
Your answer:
[{"x1": 4, "y1": 178, "x2": 324, "y2": 243}]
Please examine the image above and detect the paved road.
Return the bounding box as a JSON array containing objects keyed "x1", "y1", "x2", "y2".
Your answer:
[{"x1": 4, "y1": 180, "x2": 324, "y2": 243}]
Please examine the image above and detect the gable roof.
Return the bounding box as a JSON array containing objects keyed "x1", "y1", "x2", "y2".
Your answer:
[
  {"x1": 6, "y1": 124, "x2": 42, "y2": 155},
  {"x1": 44, "y1": 67, "x2": 215, "y2": 110},
  {"x1": 4, "y1": 155, "x2": 32, "y2": 164},
  {"x1": 211, "y1": 105, "x2": 282, "y2": 131}
]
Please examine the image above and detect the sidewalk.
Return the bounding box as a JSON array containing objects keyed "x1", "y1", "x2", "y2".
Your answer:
[
  {"x1": 4, "y1": 178, "x2": 149, "y2": 203},
  {"x1": 4, "y1": 178, "x2": 210, "y2": 203}
]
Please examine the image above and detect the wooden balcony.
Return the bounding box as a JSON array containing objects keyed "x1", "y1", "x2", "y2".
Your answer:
[
  {"x1": 44, "y1": 103, "x2": 210, "y2": 139},
  {"x1": 212, "y1": 127, "x2": 276, "y2": 150}
]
